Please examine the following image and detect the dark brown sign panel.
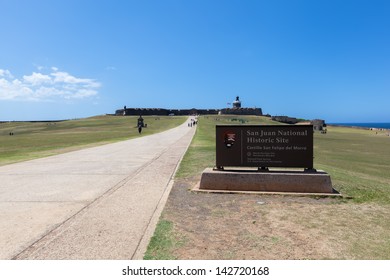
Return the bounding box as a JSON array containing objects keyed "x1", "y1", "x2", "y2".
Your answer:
[{"x1": 216, "y1": 125, "x2": 313, "y2": 169}]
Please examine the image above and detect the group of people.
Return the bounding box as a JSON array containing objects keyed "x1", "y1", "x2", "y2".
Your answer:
[{"x1": 188, "y1": 119, "x2": 198, "y2": 127}]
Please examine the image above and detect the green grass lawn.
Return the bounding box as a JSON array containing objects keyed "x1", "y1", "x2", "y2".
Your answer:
[
  {"x1": 0, "y1": 115, "x2": 186, "y2": 166},
  {"x1": 314, "y1": 126, "x2": 390, "y2": 203}
]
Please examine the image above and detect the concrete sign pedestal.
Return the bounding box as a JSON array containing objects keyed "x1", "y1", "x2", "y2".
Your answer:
[{"x1": 199, "y1": 168, "x2": 334, "y2": 194}]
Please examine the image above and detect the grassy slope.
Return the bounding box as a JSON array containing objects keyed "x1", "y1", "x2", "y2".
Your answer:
[
  {"x1": 314, "y1": 126, "x2": 390, "y2": 203},
  {"x1": 0, "y1": 115, "x2": 186, "y2": 166}
]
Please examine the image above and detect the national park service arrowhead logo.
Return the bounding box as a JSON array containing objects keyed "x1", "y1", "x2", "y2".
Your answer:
[{"x1": 223, "y1": 131, "x2": 236, "y2": 148}]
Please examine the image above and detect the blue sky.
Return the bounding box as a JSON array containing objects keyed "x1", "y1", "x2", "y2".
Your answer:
[{"x1": 0, "y1": 0, "x2": 389, "y2": 122}]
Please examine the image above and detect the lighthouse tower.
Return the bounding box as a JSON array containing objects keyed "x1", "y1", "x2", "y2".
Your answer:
[{"x1": 232, "y1": 96, "x2": 241, "y2": 109}]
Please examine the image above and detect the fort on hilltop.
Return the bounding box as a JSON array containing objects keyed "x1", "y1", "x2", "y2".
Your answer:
[
  {"x1": 220, "y1": 96, "x2": 262, "y2": 116},
  {"x1": 115, "y1": 96, "x2": 262, "y2": 116}
]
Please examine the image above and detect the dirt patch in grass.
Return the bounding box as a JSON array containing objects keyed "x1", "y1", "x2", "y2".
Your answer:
[{"x1": 160, "y1": 177, "x2": 390, "y2": 260}]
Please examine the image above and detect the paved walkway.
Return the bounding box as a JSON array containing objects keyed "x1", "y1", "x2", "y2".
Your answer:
[{"x1": 0, "y1": 118, "x2": 195, "y2": 259}]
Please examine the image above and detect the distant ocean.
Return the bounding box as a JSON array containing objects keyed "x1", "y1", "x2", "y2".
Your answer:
[{"x1": 330, "y1": 123, "x2": 390, "y2": 129}]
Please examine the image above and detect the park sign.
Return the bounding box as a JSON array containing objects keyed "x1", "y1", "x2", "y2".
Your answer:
[{"x1": 216, "y1": 125, "x2": 314, "y2": 169}]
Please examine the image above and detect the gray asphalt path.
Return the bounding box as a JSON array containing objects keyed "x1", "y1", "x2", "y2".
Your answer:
[{"x1": 0, "y1": 118, "x2": 195, "y2": 259}]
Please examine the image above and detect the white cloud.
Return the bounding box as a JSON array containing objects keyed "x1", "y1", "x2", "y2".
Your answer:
[
  {"x1": 51, "y1": 71, "x2": 100, "y2": 87},
  {"x1": 23, "y1": 72, "x2": 52, "y2": 86},
  {"x1": 0, "y1": 69, "x2": 13, "y2": 78},
  {"x1": 0, "y1": 68, "x2": 101, "y2": 101}
]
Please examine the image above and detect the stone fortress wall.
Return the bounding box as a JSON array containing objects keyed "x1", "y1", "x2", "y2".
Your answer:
[
  {"x1": 115, "y1": 96, "x2": 262, "y2": 116},
  {"x1": 115, "y1": 107, "x2": 263, "y2": 116},
  {"x1": 220, "y1": 107, "x2": 262, "y2": 115},
  {"x1": 115, "y1": 108, "x2": 220, "y2": 116}
]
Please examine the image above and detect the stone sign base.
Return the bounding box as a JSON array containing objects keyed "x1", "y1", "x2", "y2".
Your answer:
[{"x1": 198, "y1": 168, "x2": 334, "y2": 194}]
